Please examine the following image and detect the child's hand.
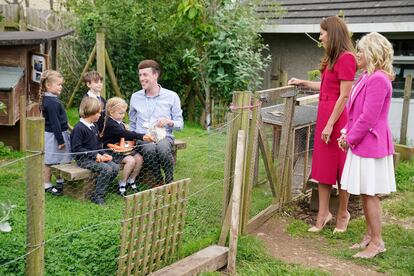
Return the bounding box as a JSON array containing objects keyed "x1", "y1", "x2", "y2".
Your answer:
[
  {"x1": 58, "y1": 144, "x2": 65, "y2": 150},
  {"x1": 102, "y1": 154, "x2": 113, "y2": 162},
  {"x1": 143, "y1": 134, "x2": 155, "y2": 142},
  {"x1": 96, "y1": 153, "x2": 103, "y2": 163}
]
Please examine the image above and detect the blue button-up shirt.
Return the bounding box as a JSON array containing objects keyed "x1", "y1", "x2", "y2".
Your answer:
[{"x1": 129, "y1": 86, "x2": 183, "y2": 137}]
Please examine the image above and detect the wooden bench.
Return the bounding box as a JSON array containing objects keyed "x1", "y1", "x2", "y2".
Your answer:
[{"x1": 51, "y1": 139, "x2": 187, "y2": 201}]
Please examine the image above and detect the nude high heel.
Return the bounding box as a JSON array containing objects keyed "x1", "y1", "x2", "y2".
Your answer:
[
  {"x1": 333, "y1": 212, "x2": 351, "y2": 234},
  {"x1": 308, "y1": 213, "x2": 333, "y2": 232}
]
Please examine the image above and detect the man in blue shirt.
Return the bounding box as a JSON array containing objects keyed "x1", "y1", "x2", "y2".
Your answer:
[{"x1": 129, "y1": 60, "x2": 183, "y2": 185}]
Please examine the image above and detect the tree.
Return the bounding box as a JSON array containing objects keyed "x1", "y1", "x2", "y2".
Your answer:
[{"x1": 177, "y1": 0, "x2": 283, "y2": 128}]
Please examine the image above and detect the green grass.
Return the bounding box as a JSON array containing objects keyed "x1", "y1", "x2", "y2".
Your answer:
[
  {"x1": 285, "y1": 160, "x2": 414, "y2": 275},
  {"x1": 1, "y1": 120, "x2": 298, "y2": 275}
]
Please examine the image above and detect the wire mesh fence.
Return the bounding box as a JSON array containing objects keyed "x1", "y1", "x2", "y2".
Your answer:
[{"x1": 0, "y1": 116, "x2": 241, "y2": 275}]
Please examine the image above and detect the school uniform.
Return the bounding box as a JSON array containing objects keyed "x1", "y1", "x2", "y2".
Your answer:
[
  {"x1": 71, "y1": 118, "x2": 119, "y2": 203},
  {"x1": 42, "y1": 92, "x2": 71, "y2": 165},
  {"x1": 83, "y1": 91, "x2": 106, "y2": 132}
]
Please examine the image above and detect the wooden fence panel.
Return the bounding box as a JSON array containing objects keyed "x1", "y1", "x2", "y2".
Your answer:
[{"x1": 117, "y1": 179, "x2": 190, "y2": 276}]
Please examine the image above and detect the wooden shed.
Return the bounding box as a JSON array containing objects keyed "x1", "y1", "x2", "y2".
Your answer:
[{"x1": 0, "y1": 30, "x2": 73, "y2": 149}]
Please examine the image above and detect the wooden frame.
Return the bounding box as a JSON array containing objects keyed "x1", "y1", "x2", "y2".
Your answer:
[{"x1": 30, "y1": 52, "x2": 48, "y2": 83}]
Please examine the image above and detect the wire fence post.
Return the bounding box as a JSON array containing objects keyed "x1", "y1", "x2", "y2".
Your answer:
[{"x1": 25, "y1": 117, "x2": 45, "y2": 276}]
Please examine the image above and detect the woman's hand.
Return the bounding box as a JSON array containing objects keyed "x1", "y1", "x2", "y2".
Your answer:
[
  {"x1": 288, "y1": 78, "x2": 303, "y2": 86},
  {"x1": 321, "y1": 124, "x2": 333, "y2": 144},
  {"x1": 337, "y1": 134, "x2": 348, "y2": 151},
  {"x1": 58, "y1": 144, "x2": 65, "y2": 150}
]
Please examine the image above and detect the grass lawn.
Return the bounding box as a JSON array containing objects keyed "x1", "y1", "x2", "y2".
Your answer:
[
  {"x1": 1, "y1": 114, "x2": 323, "y2": 275},
  {"x1": 285, "y1": 159, "x2": 414, "y2": 275}
]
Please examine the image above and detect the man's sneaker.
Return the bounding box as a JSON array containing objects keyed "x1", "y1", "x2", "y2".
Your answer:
[
  {"x1": 91, "y1": 197, "x2": 105, "y2": 205},
  {"x1": 45, "y1": 187, "x2": 62, "y2": 196}
]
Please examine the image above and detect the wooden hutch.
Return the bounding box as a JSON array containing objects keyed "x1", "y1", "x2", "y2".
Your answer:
[{"x1": 0, "y1": 30, "x2": 73, "y2": 149}]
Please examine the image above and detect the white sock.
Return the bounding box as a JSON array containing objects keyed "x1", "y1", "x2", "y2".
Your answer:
[
  {"x1": 119, "y1": 181, "x2": 126, "y2": 192},
  {"x1": 127, "y1": 178, "x2": 135, "y2": 184},
  {"x1": 44, "y1": 183, "x2": 52, "y2": 189},
  {"x1": 56, "y1": 179, "x2": 64, "y2": 184}
]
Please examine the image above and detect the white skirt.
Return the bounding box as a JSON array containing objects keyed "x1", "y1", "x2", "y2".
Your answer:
[{"x1": 340, "y1": 150, "x2": 396, "y2": 196}]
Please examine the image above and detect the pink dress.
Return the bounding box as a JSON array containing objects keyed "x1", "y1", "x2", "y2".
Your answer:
[{"x1": 311, "y1": 52, "x2": 356, "y2": 185}]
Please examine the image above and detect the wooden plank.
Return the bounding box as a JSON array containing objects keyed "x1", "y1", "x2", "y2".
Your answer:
[
  {"x1": 96, "y1": 33, "x2": 106, "y2": 98},
  {"x1": 132, "y1": 191, "x2": 149, "y2": 276},
  {"x1": 141, "y1": 190, "x2": 156, "y2": 274},
  {"x1": 25, "y1": 117, "x2": 45, "y2": 276},
  {"x1": 400, "y1": 74, "x2": 412, "y2": 145},
  {"x1": 241, "y1": 97, "x2": 260, "y2": 233},
  {"x1": 151, "y1": 245, "x2": 229, "y2": 276},
  {"x1": 222, "y1": 112, "x2": 235, "y2": 224},
  {"x1": 148, "y1": 188, "x2": 164, "y2": 273},
  {"x1": 66, "y1": 44, "x2": 96, "y2": 108},
  {"x1": 177, "y1": 180, "x2": 190, "y2": 257},
  {"x1": 50, "y1": 163, "x2": 92, "y2": 181},
  {"x1": 105, "y1": 49, "x2": 123, "y2": 97},
  {"x1": 163, "y1": 182, "x2": 178, "y2": 261},
  {"x1": 125, "y1": 193, "x2": 140, "y2": 274},
  {"x1": 174, "y1": 139, "x2": 187, "y2": 150},
  {"x1": 296, "y1": 93, "x2": 319, "y2": 106},
  {"x1": 256, "y1": 86, "x2": 294, "y2": 106},
  {"x1": 19, "y1": 95, "x2": 26, "y2": 151},
  {"x1": 155, "y1": 187, "x2": 169, "y2": 268},
  {"x1": 258, "y1": 118, "x2": 277, "y2": 197},
  {"x1": 117, "y1": 197, "x2": 131, "y2": 276},
  {"x1": 245, "y1": 204, "x2": 280, "y2": 234},
  {"x1": 228, "y1": 130, "x2": 245, "y2": 274}
]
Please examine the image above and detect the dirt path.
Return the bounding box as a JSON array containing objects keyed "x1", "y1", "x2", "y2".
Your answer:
[{"x1": 252, "y1": 216, "x2": 386, "y2": 276}]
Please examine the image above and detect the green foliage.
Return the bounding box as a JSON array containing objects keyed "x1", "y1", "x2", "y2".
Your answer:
[
  {"x1": 0, "y1": 101, "x2": 6, "y2": 115},
  {"x1": 0, "y1": 142, "x2": 12, "y2": 157},
  {"x1": 307, "y1": 70, "x2": 321, "y2": 81},
  {"x1": 179, "y1": 0, "x2": 273, "y2": 102}
]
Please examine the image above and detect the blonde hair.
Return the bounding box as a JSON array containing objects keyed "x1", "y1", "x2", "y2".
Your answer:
[
  {"x1": 357, "y1": 32, "x2": 395, "y2": 79},
  {"x1": 79, "y1": 97, "x2": 101, "y2": 118},
  {"x1": 39, "y1": 70, "x2": 63, "y2": 108},
  {"x1": 100, "y1": 97, "x2": 128, "y2": 137}
]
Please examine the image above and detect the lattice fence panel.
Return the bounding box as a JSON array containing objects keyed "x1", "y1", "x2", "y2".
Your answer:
[{"x1": 117, "y1": 178, "x2": 190, "y2": 276}]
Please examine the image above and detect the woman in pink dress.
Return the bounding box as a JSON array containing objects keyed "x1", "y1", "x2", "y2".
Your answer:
[{"x1": 288, "y1": 16, "x2": 356, "y2": 232}]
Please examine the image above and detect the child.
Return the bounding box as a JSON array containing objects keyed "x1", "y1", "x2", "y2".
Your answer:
[
  {"x1": 83, "y1": 71, "x2": 106, "y2": 132},
  {"x1": 41, "y1": 70, "x2": 72, "y2": 196},
  {"x1": 101, "y1": 97, "x2": 153, "y2": 196},
  {"x1": 71, "y1": 97, "x2": 119, "y2": 205}
]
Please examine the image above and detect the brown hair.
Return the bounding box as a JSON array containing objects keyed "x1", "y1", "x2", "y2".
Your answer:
[
  {"x1": 319, "y1": 16, "x2": 355, "y2": 71},
  {"x1": 100, "y1": 97, "x2": 128, "y2": 137},
  {"x1": 138, "y1": 59, "x2": 161, "y2": 77},
  {"x1": 83, "y1": 71, "x2": 103, "y2": 84},
  {"x1": 79, "y1": 97, "x2": 101, "y2": 118},
  {"x1": 39, "y1": 70, "x2": 63, "y2": 109}
]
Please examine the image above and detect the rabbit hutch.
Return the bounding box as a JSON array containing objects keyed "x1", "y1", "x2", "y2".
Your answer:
[{"x1": 0, "y1": 30, "x2": 73, "y2": 149}]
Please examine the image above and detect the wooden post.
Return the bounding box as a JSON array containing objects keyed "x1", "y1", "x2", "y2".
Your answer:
[
  {"x1": 222, "y1": 112, "x2": 235, "y2": 223},
  {"x1": 280, "y1": 70, "x2": 288, "y2": 87},
  {"x1": 104, "y1": 49, "x2": 123, "y2": 97},
  {"x1": 18, "y1": 5, "x2": 27, "y2": 31},
  {"x1": 19, "y1": 95, "x2": 27, "y2": 151},
  {"x1": 0, "y1": 21, "x2": 5, "y2": 32},
  {"x1": 66, "y1": 44, "x2": 96, "y2": 109},
  {"x1": 25, "y1": 117, "x2": 45, "y2": 276},
  {"x1": 51, "y1": 40, "x2": 57, "y2": 70},
  {"x1": 277, "y1": 88, "x2": 297, "y2": 204},
  {"x1": 227, "y1": 130, "x2": 245, "y2": 275},
  {"x1": 96, "y1": 33, "x2": 106, "y2": 98},
  {"x1": 241, "y1": 97, "x2": 260, "y2": 233},
  {"x1": 400, "y1": 74, "x2": 412, "y2": 145}
]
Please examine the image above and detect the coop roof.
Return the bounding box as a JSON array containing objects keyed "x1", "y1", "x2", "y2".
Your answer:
[
  {"x1": 258, "y1": 0, "x2": 414, "y2": 33},
  {"x1": 0, "y1": 66, "x2": 24, "y2": 91},
  {"x1": 0, "y1": 30, "x2": 74, "y2": 46}
]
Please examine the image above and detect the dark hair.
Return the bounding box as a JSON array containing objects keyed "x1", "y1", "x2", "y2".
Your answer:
[
  {"x1": 79, "y1": 97, "x2": 101, "y2": 118},
  {"x1": 83, "y1": 71, "x2": 103, "y2": 84},
  {"x1": 319, "y1": 16, "x2": 355, "y2": 71},
  {"x1": 138, "y1": 59, "x2": 161, "y2": 77}
]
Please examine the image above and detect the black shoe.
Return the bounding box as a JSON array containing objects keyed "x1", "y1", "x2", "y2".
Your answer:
[
  {"x1": 117, "y1": 188, "x2": 127, "y2": 197},
  {"x1": 128, "y1": 183, "x2": 139, "y2": 194},
  {"x1": 45, "y1": 187, "x2": 62, "y2": 196},
  {"x1": 91, "y1": 197, "x2": 105, "y2": 205}
]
